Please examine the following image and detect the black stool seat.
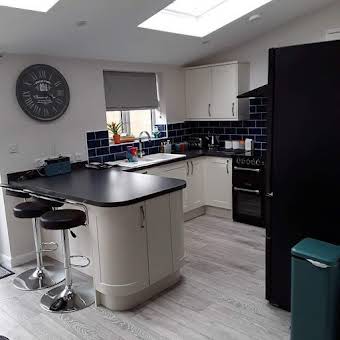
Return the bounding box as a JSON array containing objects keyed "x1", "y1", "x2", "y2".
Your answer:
[
  {"x1": 13, "y1": 202, "x2": 51, "y2": 219},
  {"x1": 34, "y1": 197, "x2": 64, "y2": 208},
  {"x1": 6, "y1": 190, "x2": 30, "y2": 199},
  {"x1": 40, "y1": 210, "x2": 86, "y2": 230}
]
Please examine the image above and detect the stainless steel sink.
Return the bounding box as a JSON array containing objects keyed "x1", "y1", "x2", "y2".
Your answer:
[{"x1": 114, "y1": 153, "x2": 186, "y2": 169}]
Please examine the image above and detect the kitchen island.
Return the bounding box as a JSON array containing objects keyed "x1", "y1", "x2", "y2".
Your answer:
[{"x1": 10, "y1": 167, "x2": 186, "y2": 311}]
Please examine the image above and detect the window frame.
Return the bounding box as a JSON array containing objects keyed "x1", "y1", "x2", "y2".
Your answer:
[{"x1": 107, "y1": 109, "x2": 157, "y2": 137}]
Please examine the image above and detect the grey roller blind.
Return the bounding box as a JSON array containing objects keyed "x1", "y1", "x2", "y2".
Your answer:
[{"x1": 103, "y1": 71, "x2": 159, "y2": 110}]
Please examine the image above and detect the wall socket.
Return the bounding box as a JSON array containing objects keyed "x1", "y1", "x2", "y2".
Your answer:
[
  {"x1": 35, "y1": 158, "x2": 46, "y2": 168},
  {"x1": 75, "y1": 153, "x2": 83, "y2": 161}
]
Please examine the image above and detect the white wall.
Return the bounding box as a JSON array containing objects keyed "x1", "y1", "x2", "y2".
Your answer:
[
  {"x1": 198, "y1": 1, "x2": 340, "y2": 89},
  {"x1": 0, "y1": 54, "x2": 185, "y2": 265}
]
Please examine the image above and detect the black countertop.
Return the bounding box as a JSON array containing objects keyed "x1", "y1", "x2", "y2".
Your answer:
[
  {"x1": 123, "y1": 149, "x2": 265, "y2": 172},
  {"x1": 10, "y1": 168, "x2": 186, "y2": 208},
  {"x1": 8, "y1": 149, "x2": 264, "y2": 207}
]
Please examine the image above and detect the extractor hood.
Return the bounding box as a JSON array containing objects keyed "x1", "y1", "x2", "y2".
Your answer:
[{"x1": 238, "y1": 84, "x2": 268, "y2": 98}]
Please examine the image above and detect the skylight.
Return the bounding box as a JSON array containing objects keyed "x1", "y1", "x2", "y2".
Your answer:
[
  {"x1": 139, "y1": 0, "x2": 273, "y2": 38},
  {"x1": 0, "y1": 0, "x2": 60, "y2": 12}
]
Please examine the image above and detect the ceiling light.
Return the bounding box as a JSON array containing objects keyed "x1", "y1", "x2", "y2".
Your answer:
[
  {"x1": 0, "y1": 0, "x2": 60, "y2": 12},
  {"x1": 139, "y1": 0, "x2": 273, "y2": 37}
]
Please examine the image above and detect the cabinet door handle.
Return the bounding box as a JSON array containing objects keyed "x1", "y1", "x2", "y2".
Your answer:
[
  {"x1": 234, "y1": 187, "x2": 260, "y2": 195},
  {"x1": 191, "y1": 161, "x2": 194, "y2": 175},
  {"x1": 186, "y1": 162, "x2": 189, "y2": 176},
  {"x1": 140, "y1": 206, "x2": 145, "y2": 228},
  {"x1": 208, "y1": 104, "x2": 211, "y2": 117},
  {"x1": 232, "y1": 102, "x2": 235, "y2": 116},
  {"x1": 226, "y1": 160, "x2": 229, "y2": 174}
]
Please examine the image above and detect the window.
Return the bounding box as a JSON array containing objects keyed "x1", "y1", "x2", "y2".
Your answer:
[
  {"x1": 138, "y1": 0, "x2": 273, "y2": 37},
  {"x1": 106, "y1": 109, "x2": 158, "y2": 138},
  {"x1": 104, "y1": 70, "x2": 165, "y2": 142}
]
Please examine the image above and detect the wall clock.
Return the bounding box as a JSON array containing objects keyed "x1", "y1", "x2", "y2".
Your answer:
[{"x1": 16, "y1": 64, "x2": 70, "y2": 121}]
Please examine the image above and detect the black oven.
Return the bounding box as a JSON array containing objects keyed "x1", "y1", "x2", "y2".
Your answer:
[{"x1": 232, "y1": 155, "x2": 265, "y2": 227}]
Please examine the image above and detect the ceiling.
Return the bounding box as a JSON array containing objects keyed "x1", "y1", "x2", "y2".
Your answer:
[{"x1": 0, "y1": 0, "x2": 336, "y2": 65}]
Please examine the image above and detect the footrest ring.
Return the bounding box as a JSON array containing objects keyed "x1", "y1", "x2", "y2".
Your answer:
[
  {"x1": 70, "y1": 255, "x2": 90, "y2": 268},
  {"x1": 41, "y1": 242, "x2": 58, "y2": 252}
]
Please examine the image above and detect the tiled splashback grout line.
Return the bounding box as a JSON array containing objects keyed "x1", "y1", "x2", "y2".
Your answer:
[{"x1": 87, "y1": 98, "x2": 267, "y2": 163}]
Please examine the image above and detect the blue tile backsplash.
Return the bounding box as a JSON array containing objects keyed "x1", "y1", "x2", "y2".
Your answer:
[
  {"x1": 86, "y1": 98, "x2": 267, "y2": 162},
  {"x1": 188, "y1": 98, "x2": 267, "y2": 151}
]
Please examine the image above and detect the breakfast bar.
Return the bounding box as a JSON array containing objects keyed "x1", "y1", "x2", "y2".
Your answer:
[{"x1": 10, "y1": 167, "x2": 186, "y2": 311}]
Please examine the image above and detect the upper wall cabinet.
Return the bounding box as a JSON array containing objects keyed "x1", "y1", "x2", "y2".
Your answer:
[{"x1": 185, "y1": 62, "x2": 250, "y2": 121}]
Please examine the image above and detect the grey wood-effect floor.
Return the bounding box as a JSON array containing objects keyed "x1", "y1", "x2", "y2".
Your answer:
[{"x1": 0, "y1": 215, "x2": 290, "y2": 340}]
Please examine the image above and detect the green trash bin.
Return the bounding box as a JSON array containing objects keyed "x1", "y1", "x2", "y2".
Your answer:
[{"x1": 291, "y1": 238, "x2": 340, "y2": 340}]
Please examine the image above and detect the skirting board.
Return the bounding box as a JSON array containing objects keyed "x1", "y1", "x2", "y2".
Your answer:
[
  {"x1": 205, "y1": 206, "x2": 232, "y2": 219},
  {"x1": 184, "y1": 206, "x2": 232, "y2": 221},
  {"x1": 0, "y1": 250, "x2": 36, "y2": 268}
]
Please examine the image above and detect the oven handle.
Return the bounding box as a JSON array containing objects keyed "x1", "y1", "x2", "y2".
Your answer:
[
  {"x1": 234, "y1": 187, "x2": 260, "y2": 195},
  {"x1": 234, "y1": 167, "x2": 261, "y2": 173}
]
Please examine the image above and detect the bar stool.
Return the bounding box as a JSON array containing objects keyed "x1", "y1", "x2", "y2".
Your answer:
[
  {"x1": 39, "y1": 209, "x2": 94, "y2": 313},
  {"x1": 12, "y1": 199, "x2": 65, "y2": 290}
]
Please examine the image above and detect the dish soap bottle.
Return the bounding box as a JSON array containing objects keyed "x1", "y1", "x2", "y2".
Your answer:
[{"x1": 160, "y1": 142, "x2": 165, "y2": 153}]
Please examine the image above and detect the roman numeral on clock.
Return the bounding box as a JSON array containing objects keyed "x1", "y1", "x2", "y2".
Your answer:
[
  {"x1": 38, "y1": 70, "x2": 46, "y2": 79},
  {"x1": 30, "y1": 72, "x2": 38, "y2": 81}
]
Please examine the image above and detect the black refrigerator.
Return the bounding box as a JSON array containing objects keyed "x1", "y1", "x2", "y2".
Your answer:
[{"x1": 265, "y1": 40, "x2": 340, "y2": 311}]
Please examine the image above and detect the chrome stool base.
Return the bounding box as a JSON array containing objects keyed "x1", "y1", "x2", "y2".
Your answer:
[
  {"x1": 40, "y1": 282, "x2": 94, "y2": 313},
  {"x1": 13, "y1": 265, "x2": 65, "y2": 291}
]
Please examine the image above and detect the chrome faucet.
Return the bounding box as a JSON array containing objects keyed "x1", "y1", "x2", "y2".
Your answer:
[{"x1": 138, "y1": 131, "x2": 151, "y2": 158}]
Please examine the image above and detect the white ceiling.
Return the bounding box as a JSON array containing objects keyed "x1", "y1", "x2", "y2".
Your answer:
[{"x1": 0, "y1": 0, "x2": 336, "y2": 65}]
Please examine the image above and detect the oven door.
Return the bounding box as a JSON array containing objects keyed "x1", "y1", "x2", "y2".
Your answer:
[
  {"x1": 233, "y1": 166, "x2": 264, "y2": 189},
  {"x1": 233, "y1": 187, "x2": 264, "y2": 227}
]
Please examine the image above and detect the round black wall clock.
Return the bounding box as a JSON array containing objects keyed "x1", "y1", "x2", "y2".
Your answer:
[{"x1": 16, "y1": 64, "x2": 70, "y2": 121}]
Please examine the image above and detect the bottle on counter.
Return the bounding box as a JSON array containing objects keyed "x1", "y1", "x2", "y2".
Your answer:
[
  {"x1": 164, "y1": 140, "x2": 172, "y2": 153},
  {"x1": 160, "y1": 142, "x2": 165, "y2": 153}
]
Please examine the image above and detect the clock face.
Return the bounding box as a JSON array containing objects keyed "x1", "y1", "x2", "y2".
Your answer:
[{"x1": 16, "y1": 64, "x2": 70, "y2": 121}]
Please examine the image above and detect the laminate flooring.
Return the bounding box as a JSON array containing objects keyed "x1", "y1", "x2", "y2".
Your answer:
[{"x1": 0, "y1": 215, "x2": 290, "y2": 340}]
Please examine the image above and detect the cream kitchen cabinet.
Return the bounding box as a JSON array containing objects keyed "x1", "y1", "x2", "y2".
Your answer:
[
  {"x1": 139, "y1": 159, "x2": 204, "y2": 213},
  {"x1": 140, "y1": 161, "x2": 189, "y2": 210},
  {"x1": 185, "y1": 67, "x2": 211, "y2": 120},
  {"x1": 204, "y1": 157, "x2": 233, "y2": 209},
  {"x1": 185, "y1": 159, "x2": 204, "y2": 212},
  {"x1": 146, "y1": 193, "x2": 181, "y2": 284},
  {"x1": 136, "y1": 156, "x2": 234, "y2": 214},
  {"x1": 185, "y1": 62, "x2": 249, "y2": 121},
  {"x1": 91, "y1": 191, "x2": 183, "y2": 310}
]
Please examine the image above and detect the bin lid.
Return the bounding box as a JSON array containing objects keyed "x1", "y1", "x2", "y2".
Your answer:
[{"x1": 291, "y1": 238, "x2": 340, "y2": 266}]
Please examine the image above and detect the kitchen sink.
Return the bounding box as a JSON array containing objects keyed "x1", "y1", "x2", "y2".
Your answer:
[{"x1": 114, "y1": 153, "x2": 186, "y2": 169}]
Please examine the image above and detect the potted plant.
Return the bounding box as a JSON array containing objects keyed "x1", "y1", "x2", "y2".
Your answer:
[{"x1": 107, "y1": 121, "x2": 123, "y2": 144}]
